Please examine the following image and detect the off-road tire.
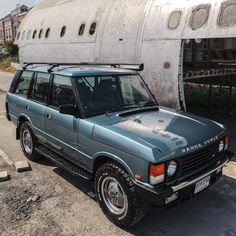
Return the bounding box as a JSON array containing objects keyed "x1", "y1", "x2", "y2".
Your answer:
[
  {"x1": 20, "y1": 121, "x2": 39, "y2": 161},
  {"x1": 95, "y1": 162, "x2": 148, "y2": 228}
]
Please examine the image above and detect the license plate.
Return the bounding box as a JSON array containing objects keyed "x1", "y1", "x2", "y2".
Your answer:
[{"x1": 194, "y1": 176, "x2": 210, "y2": 194}]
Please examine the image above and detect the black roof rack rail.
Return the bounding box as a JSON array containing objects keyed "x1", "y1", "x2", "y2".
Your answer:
[
  {"x1": 22, "y1": 63, "x2": 33, "y2": 70},
  {"x1": 22, "y1": 62, "x2": 144, "y2": 72},
  {"x1": 23, "y1": 62, "x2": 58, "y2": 72}
]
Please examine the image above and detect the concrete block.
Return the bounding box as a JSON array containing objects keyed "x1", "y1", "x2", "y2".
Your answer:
[
  {"x1": 15, "y1": 161, "x2": 30, "y2": 172},
  {"x1": 0, "y1": 171, "x2": 8, "y2": 182}
]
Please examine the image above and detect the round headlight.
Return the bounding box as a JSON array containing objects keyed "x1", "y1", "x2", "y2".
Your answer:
[
  {"x1": 219, "y1": 140, "x2": 224, "y2": 152},
  {"x1": 167, "y1": 161, "x2": 178, "y2": 177}
]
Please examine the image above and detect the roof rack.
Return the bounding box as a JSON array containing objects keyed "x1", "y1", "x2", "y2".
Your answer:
[{"x1": 22, "y1": 62, "x2": 144, "y2": 72}]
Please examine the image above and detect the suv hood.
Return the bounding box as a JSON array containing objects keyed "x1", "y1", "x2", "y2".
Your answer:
[{"x1": 90, "y1": 107, "x2": 226, "y2": 163}]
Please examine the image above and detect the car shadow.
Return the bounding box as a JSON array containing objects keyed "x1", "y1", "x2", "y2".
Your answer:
[
  {"x1": 33, "y1": 155, "x2": 57, "y2": 167},
  {"x1": 127, "y1": 174, "x2": 236, "y2": 236},
  {"x1": 50, "y1": 161, "x2": 236, "y2": 236},
  {"x1": 53, "y1": 167, "x2": 95, "y2": 199}
]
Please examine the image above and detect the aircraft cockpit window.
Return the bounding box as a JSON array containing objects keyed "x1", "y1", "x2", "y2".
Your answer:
[
  {"x1": 17, "y1": 32, "x2": 21, "y2": 40},
  {"x1": 89, "y1": 22, "x2": 97, "y2": 35},
  {"x1": 21, "y1": 31, "x2": 26, "y2": 40},
  {"x1": 32, "y1": 30, "x2": 37, "y2": 39},
  {"x1": 168, "y1": 11, "x2": 182, "y2": 30},
  {"x1": 190, "y1": 5, "x2": 211, "y2": 30},
  {"x1": 218, "y1": 2, "x2": 236, "y2": 27},
  {"x1": 27, "y1": 30, "x2": 31, "y2": 40},
  {"x1": 45, "y1": 28, "x2": 50, "y2": 38},
  {"x1": 60, "y1": 26, "x2": 66, "y2": 37},
  {"x1": 39, "y1": 29, "x2": 43, "y2": 39},
  {"x1": 79, "y1": 24, "x2": 85, "y2": 36}
]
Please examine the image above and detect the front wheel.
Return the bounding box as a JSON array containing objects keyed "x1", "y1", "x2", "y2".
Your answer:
[{"x1": 94, "y1": 162, "x2": 147, "y2": 228}]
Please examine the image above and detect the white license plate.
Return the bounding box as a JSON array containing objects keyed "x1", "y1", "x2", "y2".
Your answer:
[{"x1": 194, "y1": 176, "x2": 210, "y2": 194}]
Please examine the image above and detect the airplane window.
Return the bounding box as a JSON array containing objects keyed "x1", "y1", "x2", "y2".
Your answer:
[
  {"x1": 32, "y1": 30, "x2": 37, "y2": 39},
  {"x1": 79, "y1": 24, "x2": 85, "y2": 36},
  {"x1": 168, "y1": 11, "x2": 182, "y2": 29},
  {"x1": 89, "y1": 22, "x2": 97, "y2": 35},
  {"x1": 45, "y1": 28, "x2": 50, "y2": 38},
  {"x1": 21, "y1": 31, "x2": 26, "y2": 40},
  {"x1": 39, "y1": 29, "x2": 43, "y2": 39},
  {"x1": 60, "y1": 26, "x2": 66, "y2": 37},
  {"x1": 218, "y1": 2, "x2": 236, "y2": 27},
  {"x1": 17, "y1": 32, "x2": 21, "y2": 40},
  {"x1": 27, "y1": 30, "x2": 31, "y2": 40},
  {"x1": 190, "y1": 5, "x2": 210, "y2": 30}
]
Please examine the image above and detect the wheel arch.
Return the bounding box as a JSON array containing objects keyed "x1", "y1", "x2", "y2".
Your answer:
[
  {"x1": 16, "y1": 115, "x2": 31, "y2": 139},
  {"x1": 93, "y1": 152, "x2": 134, "y2": 179}
]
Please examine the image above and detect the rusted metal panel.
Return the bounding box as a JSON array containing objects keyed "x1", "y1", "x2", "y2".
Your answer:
[
  {"x1": 100, "y1": 0, "x2": 148, "y2": 62},
  {"x1": 140, "y1": 40, "x2": 181, "y2": 108}
]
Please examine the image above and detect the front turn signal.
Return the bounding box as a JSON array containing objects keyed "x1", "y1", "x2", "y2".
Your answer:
[
  {"x1": 149, "y1": 163, "x2": 165, "y2": 185},
  {"x1": 224, "y1": 136, "x2": 229, "y2": 150}
]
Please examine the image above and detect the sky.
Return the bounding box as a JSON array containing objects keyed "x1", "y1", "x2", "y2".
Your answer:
[{"x1": 0, "y1": 0, "x2": 43, "y2": 18}]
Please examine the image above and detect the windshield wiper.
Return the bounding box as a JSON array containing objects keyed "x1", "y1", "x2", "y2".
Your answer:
[
  {"x1": 105, "y1": 103, "x2": 138, "y2": 116},
  {"x1": 105, "y1": 101, "x2": 158, "y2": 116},
  {"x1": 140, "y1": 100, "x2": 158, "y2": 108}
]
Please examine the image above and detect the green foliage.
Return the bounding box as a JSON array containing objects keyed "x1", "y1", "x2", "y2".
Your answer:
[
  {"x1": 4, "y1": 41, "x2": 19, "y2": 56},
  {"x1": 185, "y1": 83, "x2": 209, "y2": 107},
  {"x1": 185, "y1": 83, "x2": 236, "y2": 109}
]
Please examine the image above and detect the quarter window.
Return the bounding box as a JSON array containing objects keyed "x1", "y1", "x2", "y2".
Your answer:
[
  {"x1": 30, "y1": 73, "x2": 50, "y2": 103},
  {"x1": 89, "y1": 22, "x2": 97, "y2": 35},
  {"x1": 32, "y1": 30, "x2": 37, "y2": 39},
  {"x1": 79, "y1": 24, "x2": 85, "y2": 36},
  {"x1": 218, "y1": 2, "x2": 236, "y2": 27},
  {"x1": 21, "y1": 31, "x2": 26, "y2": 40},
  {"x1": 190, "y1": 5, "x2": 211, "y2": 30},
  {"x1": 50, "y1": 75, "x2": 76, "y2": 108},
  {"x1": 60, "y1": 26, "x2": 66, "y2": 37},
  {"x1": 45, "y1": 28, "x2": 50, "y2": 38},
  {"x1": 168, "y1": 11, "x2": 182, "y2": 30},
  {"x1": 15, "y1": 71, "x2": 33, "y2": 97},
  {"x1": 27, "y1": 30, "x2": 31, "y2": 40},
  {"x1": 39, "y1": 29, "x2": 43, "y2": 38}
]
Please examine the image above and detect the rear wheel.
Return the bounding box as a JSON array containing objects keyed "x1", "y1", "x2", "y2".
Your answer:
[
  {"x1": 94, "y1": 162, "x2": 147, "y2": 228},
  {"x1": 20, "y1": 122, "x2": 39, "y2": 161}
]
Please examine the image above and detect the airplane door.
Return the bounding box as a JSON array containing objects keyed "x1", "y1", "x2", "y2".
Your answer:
[{"x1": 101, "y1": 0, "x2": 148, "y2": 62}]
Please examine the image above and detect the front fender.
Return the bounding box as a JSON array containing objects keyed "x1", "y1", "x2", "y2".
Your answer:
[{"x1": 93, "y1": 151, "x2": 135, "y2": 178}]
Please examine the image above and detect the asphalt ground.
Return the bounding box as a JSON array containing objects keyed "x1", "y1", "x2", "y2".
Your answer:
[{"x1": 0, "y1": 71, "x2": 236, "y2": 236}]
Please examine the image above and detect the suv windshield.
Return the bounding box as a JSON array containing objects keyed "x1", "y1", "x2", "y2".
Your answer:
[{"x1": 75, "y1": 74, "x2": 157, "y2": 117}]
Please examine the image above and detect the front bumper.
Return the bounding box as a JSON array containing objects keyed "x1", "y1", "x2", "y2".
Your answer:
[{"x1": 134, "y1": 151, "x2": 234, "y2": 206}]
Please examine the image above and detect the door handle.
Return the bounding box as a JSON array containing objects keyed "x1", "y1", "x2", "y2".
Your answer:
[
  {"x1": 47, "y1": 114, "x2": 52, "y2": 120},
  {"x1": 26, "y1": 105, "x2": 30, "y2": 111}
]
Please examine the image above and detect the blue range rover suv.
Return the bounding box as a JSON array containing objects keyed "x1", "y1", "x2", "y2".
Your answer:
[{"x1": 5, "y1": 63, "x2": 234, "y2": 228}]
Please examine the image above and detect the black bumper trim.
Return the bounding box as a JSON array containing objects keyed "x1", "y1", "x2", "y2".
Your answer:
[{"x1": 134, "y1": 151, "x2": 234, "y2": 206}]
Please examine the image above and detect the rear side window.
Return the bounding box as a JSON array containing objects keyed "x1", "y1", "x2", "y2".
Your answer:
[
  {"x1": 50, "y1": 75, "x2": 76, "y2": 108},
  {"x1": 30, "y1": 72, "x2": 50, "y2": 104},
  {"x1": 190, "y1": 5, "x2": 211, "y2": 30},
  {"x1": 9, "y1": 70, "x2": 22, "y2": 93},
  {"x1": 218, "y1": 2, "x2": 236, "y2": 27},
  {"x1": 15, "y1": 71, "x2": 33, "y2": 97}
]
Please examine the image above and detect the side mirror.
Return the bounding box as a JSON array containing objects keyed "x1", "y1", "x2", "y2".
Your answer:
[{"x1": 59, "y1": 104, "x2": 77, "y2": 116}]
